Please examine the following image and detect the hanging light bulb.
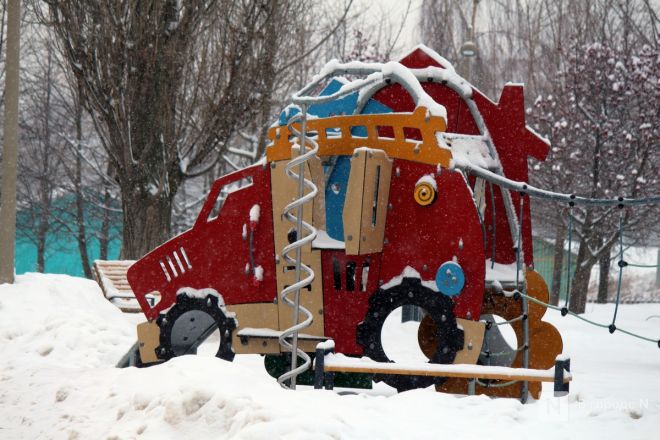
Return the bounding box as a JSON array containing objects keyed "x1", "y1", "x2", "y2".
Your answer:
[{"x1": 460, "y1": 41, "x2": 478, "y2": 58}]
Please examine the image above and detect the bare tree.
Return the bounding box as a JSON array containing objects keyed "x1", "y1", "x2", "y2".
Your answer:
[
  {"x1": 16, "y1": 29, "x2": 66, "y2": 272},
  {"x1": 41, "y1": 0, "x2": 355, "y2": 259}
]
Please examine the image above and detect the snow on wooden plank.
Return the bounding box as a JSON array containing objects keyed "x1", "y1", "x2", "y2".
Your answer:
[
  {"x1": 322, "y1": 354, "x2": 572, "y2": 383},
  {"x1": 93, "y1": 260, "x2": 144, "y2": 313}
]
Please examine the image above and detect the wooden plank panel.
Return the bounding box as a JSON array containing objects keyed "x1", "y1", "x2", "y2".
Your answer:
[
  {"x1": 276, "y1": 251, "x2": 325, "y2": 337},
  {"x1": 307, "y1": 155, "x2": 326, "y2": 231},
  {"x1": 342, "y1": 150, "x2": 366, "y2": 255},
  {"x1": 226, "y1": 303, "x2": 281, "y2": 354},
  {"x1": 454, "y1": 319, "x2": 485, "y2": 365},
  {"x1": 270, "y1": 159, "x2": 325, "y2": 338},
  {"x1": 137, "y1": 321, "x2": 160, "y2": 364},
  {"x1": 358, "y1": 149, "x2": 392, "y2": 254}
]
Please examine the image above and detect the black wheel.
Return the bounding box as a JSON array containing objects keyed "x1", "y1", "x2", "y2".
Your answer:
[
  {"x1": 156, "y1": 292, "x2": 236, "y2": 362},
  {"x1": 356, "y1": 277, "x2": 464, "y2": 392}
]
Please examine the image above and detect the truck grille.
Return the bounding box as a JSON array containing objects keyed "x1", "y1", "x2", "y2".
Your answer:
[{"x1": 159, "y1": 247, "x2": 192, "y2": 282}]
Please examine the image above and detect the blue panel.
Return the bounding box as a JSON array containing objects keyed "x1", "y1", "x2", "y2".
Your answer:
[
  {"x1": 325, "y1": 155, "x2": 352, "y2": 241},
  {"x1": 435, "y1": 261, "x2": 465, "y2": 296},
  {"x1": 350, "y1": 99, "x2": 392, "y2": 137},
  {"x1": 361, "y1": 99, "x2": 392, "y2": 114},
  {"x1": 275, "y1": 78, "x2": 394, "y2": 242},
  {"x1": 278, "y1": 79, "x2": 359, "y2": 126}
]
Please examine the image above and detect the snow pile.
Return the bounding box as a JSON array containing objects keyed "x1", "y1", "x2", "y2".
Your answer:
[
  {"x1": 442, "y1": 133, "x2": 498, "y2": 169},
  {"x1": 249, "y1": 204, "x2": 260, "y2": 223},
  {"x1": 312, "y1": 229, "x2": 346, "y2": 249},
  {"x1": 0, "y1": 273, "x2": 133, "y2": 369},
  {"x1": 415, "y1": 174, "x2": 438, "y2": 191},
  {"x1": 485, "y1": 259, "x2": 521, "y2": 283},
  {"x1": 380, "y1": 266, "x2": 439, "y2": 292},
  {"x1": 2, "y1": 274, "x2": 660, "y2": 439}
]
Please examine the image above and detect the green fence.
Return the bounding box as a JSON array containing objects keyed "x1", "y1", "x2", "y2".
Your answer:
[
  {"x1": 15, "y1": 195, "x2": 122, "y2": 278},
  {"x1": 532, "y1": 237, "x2": 577, "y2": 302}
]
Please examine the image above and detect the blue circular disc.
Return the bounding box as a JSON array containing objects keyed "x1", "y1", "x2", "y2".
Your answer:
[{"x1": 435, "y1": 262, "x2": 465, "y2": 296}]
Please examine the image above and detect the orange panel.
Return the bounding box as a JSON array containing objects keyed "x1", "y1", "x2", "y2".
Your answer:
[{"x1": 266, "y1": 107, "x2": 451, "y2": 167}]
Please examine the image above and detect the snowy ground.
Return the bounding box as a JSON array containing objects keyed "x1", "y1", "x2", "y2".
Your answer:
[{"x1": 1, "y1": 274, "x2": 659, "y2": 440}]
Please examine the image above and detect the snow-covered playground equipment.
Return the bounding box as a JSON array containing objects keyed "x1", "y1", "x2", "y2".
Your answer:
[{"x1": 115, "y1": 46, "x2": 659, "y2": 403}]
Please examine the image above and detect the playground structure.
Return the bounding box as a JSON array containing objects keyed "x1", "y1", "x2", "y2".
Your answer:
[{"x1": 118, "y1": 45, "x2": 579, "y2": 402}]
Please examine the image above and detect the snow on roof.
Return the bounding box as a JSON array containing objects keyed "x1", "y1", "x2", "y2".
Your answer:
[
  {"x1": 400, "y1": 44, "x2": 457, "y2": 72},
  {"x1": 526, "y1": 124, "x2": 551, "y2": 147},
  {"x1": 442, "y1": 133, "x2": 497, "y2": 170},
  {"x1": 309, "y1": 60, "x2": 448, "y2": 121}
]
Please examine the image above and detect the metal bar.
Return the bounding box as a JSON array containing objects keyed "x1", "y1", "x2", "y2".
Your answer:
[
  {"x1": 277, "y1": 106, "x2": 318, "y2": 390},
  {"x1": 289, "y1": 104, "x2": 309, "y2": 389},
  {"x1": 467, "y1": 378, "x2": 476, "y2": 396},
  {"x1": 611, "y1": 211, "x2": 625, "y2": 329},
  {"x1": 116, "y1": 341, "x2": 141, "y2": 368},
  {"x1": 564, "y1": 209, "x2": 573, "y2": 310},
  {"x1": 460, "y1": 162, "x2": 660, "y2": 207},
  {"x1": 517, "y1": 194, "x2": 529, "y2": 403}
]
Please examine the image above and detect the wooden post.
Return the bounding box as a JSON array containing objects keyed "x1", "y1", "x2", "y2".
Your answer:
[
  {"x1": 554, "y1": 356, "x2": 570, "y2": 397},
  {"x1": 314, "y1": 345, "x2": 325, "y2": 390},
  {"x1": 0, "y1": 0, "x2": 20, "y2": 284}
]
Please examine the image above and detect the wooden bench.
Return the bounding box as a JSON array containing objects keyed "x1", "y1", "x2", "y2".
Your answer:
[
  {"x1": 93, "y1": 260, "x2": 157, "y2": 313},
  {"x1": 313, "y1": 341, "x2": 571, "y2": 401}
]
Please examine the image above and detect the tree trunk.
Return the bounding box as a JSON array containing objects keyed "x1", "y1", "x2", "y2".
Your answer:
[
  {"x1": 120, "y1": 190, "x2": 173, "y2": 260},
  {"x1": 596, "y1": 248, "x2": 611, "y2": 303},
  {"x1": 73, "y1": 82, "x2": 93, "y2": 279},
  {"x1": 99, "y1": 186, "x2": 110, "y2": 261},
  {"x1": 36, "y1": 206, "x2": 48, "y2": 273},
  {"x1": 549, "y1": 219, "x2": 567, "y2": 305},
  {"x1": 74, "y1": 154, "x2": 92, "y2": 278},
  {"x1": 569, "y1": 240, "x2": 595, "y2": 314},
  {"x1": 36, "y1": 172, "x2": 50, "y2": 272}
]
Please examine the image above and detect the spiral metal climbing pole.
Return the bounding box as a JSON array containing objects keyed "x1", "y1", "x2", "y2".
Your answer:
[{"x1": 277, "y1": 105, "x2": 319, "y2": 389}]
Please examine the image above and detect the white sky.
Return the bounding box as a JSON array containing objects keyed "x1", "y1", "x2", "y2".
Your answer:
[{"x1": 352, "y1": 0, "x2": 424, "y2": 57}]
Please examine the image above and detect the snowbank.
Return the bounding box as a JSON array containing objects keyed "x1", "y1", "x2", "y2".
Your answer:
[{"x1": 1, "y1": 274, "x2": 659, "y2": 439}]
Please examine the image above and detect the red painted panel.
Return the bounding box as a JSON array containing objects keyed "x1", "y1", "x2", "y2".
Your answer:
[
  {"x1": 473, "y1": 89, "x2": 546, "y2": 266},
  {"x1": 373, "y1": 52, "x2": 550, "y2": 267},
  {"x1": 398, "y1": 48, "x2": 448, "y2": 70},
  {"x1": 372, "y1": 83, "x2": 479, "y2": 136},
  {"x1": 322, "y1": 251, "x2": 382, "y2": 355},
  {"x1": 128, "y1": 164, "x2": 277, "y2": 321},
  {"x1": 379, "y1": 160, "x2": 485, "y2": 321}
]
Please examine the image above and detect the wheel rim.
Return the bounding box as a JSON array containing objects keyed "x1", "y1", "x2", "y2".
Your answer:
[
  {"x1": 157, "y1": 293, "x2": 235, "y2": 362},
  {"x1": 169, "y1": 309, "x2": 219, "y2": 356},
  {"x1": 357, "y1": 278, "x2": 463, "y2": 391}
]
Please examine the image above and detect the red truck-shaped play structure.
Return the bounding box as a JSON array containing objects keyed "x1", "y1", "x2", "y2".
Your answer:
[{"x1": 126, "y1": 46, "x2": 563, "y2": 398}]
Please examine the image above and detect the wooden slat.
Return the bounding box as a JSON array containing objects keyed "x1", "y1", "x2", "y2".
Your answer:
[{"x1": 93, "y1": 260, "x2": 140, "y2": 313}]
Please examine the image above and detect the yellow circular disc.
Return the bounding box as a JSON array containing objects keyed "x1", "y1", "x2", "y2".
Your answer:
[{"x1": 414, "y1": 182, "x2": 436, "y2": 206}]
